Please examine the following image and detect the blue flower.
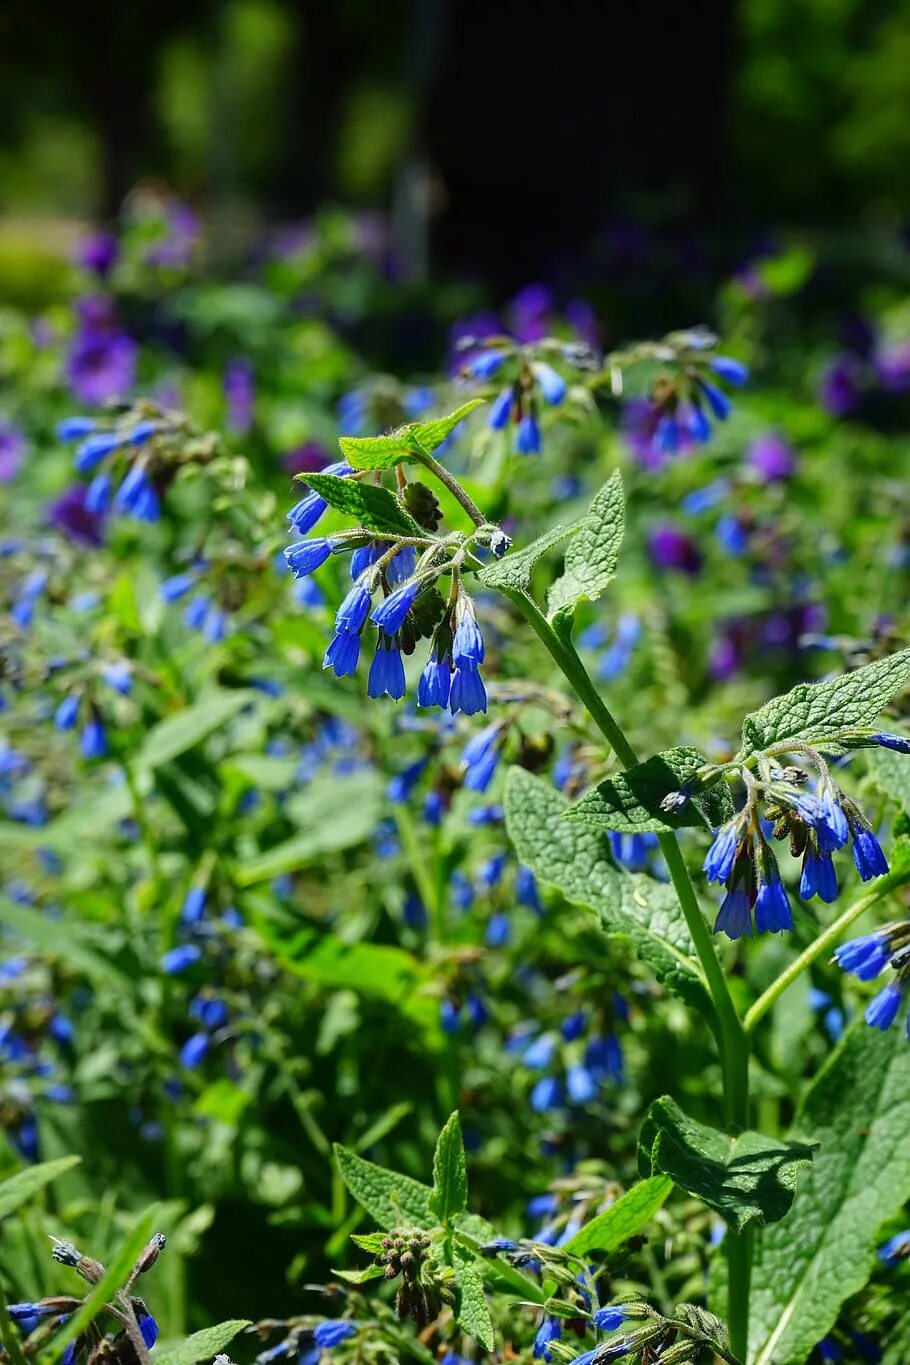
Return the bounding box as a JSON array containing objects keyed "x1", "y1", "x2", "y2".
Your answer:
[
  {"x1": 81, "y1": 718, "x2": 106, "y2": 760},
  {"x1": 386, "y1": 545, "x2": 417, "y2": 585},
  {"x1": 703, "y1": 824, "x2": 739, "y2": 884},
  {"x1": 852, "y1": 826, "x2": 889, "y2": 881},
  {"x1": 561, "y1": 1010, "x2": 587, "y2": 1042},
  {"x1": 533, "y1": 362, "x2": 567, "y2": 405},
  {"x1": 453, "y1": 610, "x2": 485, "y2": 666},
  {"x1": 878, "y1": 1229, "x2": 910, "y2": 1265},
  {"x1": 449, "y1": 662, "x2": 487, "y2": 715},
  {"x1": 285, "y1": 538, "x2": 335, "y2": 578},
  {"x1": 515, "y1": 415, "x2": 541, "y2": 455},
  {"x1": 865, "y1": 981, "x2": 903, "y2": 1031},
  {"x1": 190, "y1": 995, "x2": 229, "y2": 1028},
  {"x1": 698, "y1": 380, "x2": 732, "y2": 421},
  {"x1": 313, "y1": 1321, "x2": 357, "y2": 1349},
  {"x1": 371, "y1": 580, "x2": 420, "y2": 634},
  {"x1": 8, "y1": 1304, "x2": 45, "y2": 1334},
  {"x1": 417, "y1": 650, "x2": 451, "y2": 708},
  {"x1": 655, "y1": 415, "x2": 679, "y2": 454},
  {"x1": 161, "y1": 944, "x2": 202, "y2": 974},
  {"x1": 58, "y1": 417, "x2": 96, "y2": 441},
  {"x1": 800, "y1": 852, "x2": 838, "y2": 903},
  {"x1": 367, "y1": 640, "x2": 406, "y2": 700},
  {"x1": 324, "y1": 631, "x2": 361, "y2": 678},
  {"x1": 468, "y1": 350, "x2": 508, "y2": 379},
  {"x1": 489, "y1": 388, "x2": 513, "y2": 429},
  {"x1": 815, "y1": 792, "x2": 849, "y2": 851},
  {"x1": 689, "y1": 406, "x2": 712, "y2": 442},
  {"x1": 388, "y1": 759, "x2": 426, "y2": 803},
  {"x1": 709, "y1": 356, "x2": 750, "y2": 386},
  {"x1": 350, "y1": 543, "x2": 381, "y2": 579},
  {"x1": 594, "y1": 1307, "x2": 628, "y2": 1332},
  {"x1": 566, "y1": 1063, "x2": 598, "y2": 1104},
  {"x1": 461, "y1": 721, "x2": 501, "y2": 790},
  {"x1": 75, "y1": 432, "x2": 122, "y2": 473},
  {"x1": 138, "y1": 1314, "x2": 159, "y2": 1349},
  {"x1": 486, "y1": 912, "x2": 510, "y2": 947},
  {"x1": 160, "y1": 572, "x2": 197, "y2": 602},
  {"x1": 440, "y1": 999, "x2": 461, "y2": 1034},
  {"x1": 86, "y1": 471, "x2": 113, "y2": 513},
  {"x1": 55, "y1": 694, "x2": 80, "y2": 731},
  {"x1": 179, "y1": 1033, "x2": 210, "y2": 1068},
  {"x1": 288, "y1": 464, "x2": 353, "y2": 534},
  {"x1": 873, "y1": 732, "x2": 910, "y2": 754},
  {"x1": 834, "y1": 930, "x2": 892, "y2": 981},
  {"x1": 530, "y1": 1075, "x2": 564, "y2": 1113},
  {"x1": 335, "y1": 584, "x2": 372, "y2": 633},
  {"x1": 127, "y1": 420, "x2": 158, "y2": 445},
  {"x1": 714, "y1": 886, "x2": 754, "y2": 940},
  {"x1": 181, "y1": 887, "x2": 207, "y2": 924},
  {"x1": 101, "y1": 661, "x2": 132, "y2": 695},
  {"x1": 533, "y1": 1317, "x2": 561, "y2": 1360},
  {"x1": 516, "y1": 864, "x2": 541, "y2": 912},
  {"x1": 754, "y1": 872, "x2": 792, "y2": 934}
]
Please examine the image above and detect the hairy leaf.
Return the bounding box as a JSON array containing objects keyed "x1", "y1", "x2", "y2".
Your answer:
[
  {"x1": 0, "y1": 1157, "x2": 81, "y2": 1220},
  {"x1": 504, "y1": 768, "x2": 711, "y2": 1014},
  {"x1": 430, "y1": 1111, "x2": 468, "y2": 1223},
  {"x1": 334, "y1": 1146, "x2": 435, "y2": 1229},
  {"x1": 748, "y1": 1023, "x2": 910, "y2": 1365},
  {"x1": 477, "y1": 522, "x2": 578, "y2": 593},
  {"x1": 155, "y1": 1322, "x2": 252, "y2": 1365},
  {"x1": 304, "y1": 473, "x2": 423, "y2": 538},
  {"x1": 638, "y1": 1097, "x2": 813, "y2": 1233},
  {"x1": 455, "y1": 1266, "x2": 495, "y2": 1351},
  {"x1": 562, "y1": 1176, "x2": 673, "y2": 1255},
  {"x1": 566, "y1": 747, "x2": 734, "y2": 834},
  {"x1": 737, "y1": 648, "x2": 910, "y2": 758},
  {"x1": 339, "y1": 401, "x2": 483, "y2": 470},
  {"x1": 547, "y1": 471, "x2": 625, "y2": 620}
]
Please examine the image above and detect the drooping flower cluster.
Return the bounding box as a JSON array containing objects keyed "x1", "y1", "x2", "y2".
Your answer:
[
  {"x1": 459, "y1": 336, "x2": 593, "y2": 455},
  {"x1": 833, "y1": 920, "x2": 910, "y2": 1038},
  {"x1": 696, "y1": 740, "x2": 900, "y2": 940}
]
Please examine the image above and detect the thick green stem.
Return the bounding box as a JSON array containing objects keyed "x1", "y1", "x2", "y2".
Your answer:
[
  {"x1": 744, "y1": 868, "x2": 910, "y2": 1034},
  {"x1": 503, "y1": 587, "x2": 752, "y2": 1359}
]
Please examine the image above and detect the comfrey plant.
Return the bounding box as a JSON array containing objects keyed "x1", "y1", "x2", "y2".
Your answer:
[{"x1": 277, "y1": 373, "x2": 910, "y2": 1364}]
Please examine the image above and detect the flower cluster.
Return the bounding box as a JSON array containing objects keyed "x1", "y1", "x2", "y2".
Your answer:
[
  {"x1": 460, "y1": 337, "x2": 593, "y2": 454},
  {"x1": 834, "y1": 920, "x2": 910, "y2": 1037},
  {"x1": 698, "y1": 741, "x2": 899, "y2": 940}
]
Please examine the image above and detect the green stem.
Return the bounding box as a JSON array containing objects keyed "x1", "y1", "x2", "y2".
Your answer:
[
  {"x1": 744, "y1": 869, "x2": 910, "y2": 1034},
  {"x1": 503, "y1": 587, "x2": 752, "y2": 1359},
  {"x1": 395, "y1": 807, "x2": 444, "y2": 942},
  {"x1": 416, "y1": 450, "x2": 487, "y2": 527}
]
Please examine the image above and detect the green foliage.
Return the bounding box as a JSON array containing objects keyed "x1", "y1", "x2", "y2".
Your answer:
[
  {"x1": 565, "y1": 747, "x2": 734, "y2": 833},
  {"x1": 334, "y1": 1147, "x2": 436, "y2": 1230},
  {"x1": 504, "y1": 767, "x2": 712, "y2": 1014},
  {"x1": 477, "y1": 522, "x2": 578, "y2": 593},
  {"x1": 638, "y1": 1098, "x2": 813, "y2": 1234},
  {"x1": 155, "y1": 1322, "x2": 252, "y2": 1365},
  {"x1": 547, "y1": 470, "x2": 625, "y2": 623},
  {"x1": 430, "y1": 1112, "x2": 468, "y2": 1223},
  {"x1": 454, "y1": 1266, "x2": 495, "y2": 1351},
  {"x1": 737, "y1": 648, "x2": 910, "y2": 757},
  {"x1": 338, "y1": 401, "x2": 484, "y2": 469},
  {"x1": 0, "y1": 1157, "x2": 81, "y2": 1220},
  {"x1": 562, "y1": 1176, "x2": 673, "y2": 1255},
  {"x1": 302, "y1": 474, "x2": 424, "y2": 538},
  {"x1": 748, "y1": 1023, "x2": 910, "y2": 1364}
]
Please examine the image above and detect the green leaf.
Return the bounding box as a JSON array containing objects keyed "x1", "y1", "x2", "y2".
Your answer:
[
  {"x1": 504, "y1": 768, "x2": 711, "y2": 1014},
  {"x1": 46, "y1": 1206, "x2": 160, "y2": 1364},
  {"x1": 332, "y1": 1264, "x2": 386, "y2": 1285},
  {"x1": 737, "y1": 648, "x2": 910, "y2": 758},
  {"x1": 547, "y1": 471, "x2": 625, "y2": 621},
  {"x1": 303, "y1": 474, "x2": 423, "y2": 538},
  {"x1": 349, "y1": 1231, "x2": 387, "y2": 1253},
  {"x1": 334, "y1": 1145, "x2": 436, "y2": 1230},
  {"x1": 565, "y1": 747, "x2": 733, "y2": 834},
  {"x1": 748, "y1": 1022, "x2": 910, "y2": 1365},
  {"x1": 455, "y1": 1265, "x2": 495, "y2": 1351},
  {"x1": 561, "y1": 1176, "x2": 673, "y2": 1256},
  {"x1": 638, "y1": 1097, "x2": 813, "y2": 1234},
  {"x1": 0, "y1": 899, "x2": 131, "y2": 987},
  {"x1": 338, "y1": 401, "x2": 483, "y2": 470},
  {"x1": 0, "y1": 1156, "x2": 81, "y2": 1219},
  {"x1": 477, "y1": 522, "x2": 579, "y2": 593},
  {"x1": 137, "y1": 689, "x2": 257, "y2": 771},
  {"x1": 155, "y1": 1321, "x2": 251, "y2": 1365},
  {"x1": 430, "y1": 1112, "x2": 468, "y2": 1223},
  {"x1": 234, "y1": 771, "x2": 384, "y2": 885},
  {"x1": 867, "y1": 743, "x2": 910, "y2": 814}
]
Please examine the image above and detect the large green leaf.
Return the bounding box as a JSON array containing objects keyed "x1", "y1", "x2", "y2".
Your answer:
[
  {"x1": 430, "y1": 1112, "x2": 468, "y2": 1224},
  {"x1": 137, "y1": 689, "x2": 257, "y2": 770},
  {"x1": 638, "y1": 1097, "x2": 813, "y2": 1234},
  {"x1": 338, "y1": 401, "x2": 483, "y2": 470},
  {"x1": 504, "y1": 768, "x2": 711, "y2": 1014},
  {"x1": 562, "y1": 1176, "x2": 673, "y2": 1256},
  {"x1": 748, "y1": 1022, "x2": 910, "y2": 1365},
  {"x1": 334, "y1": 1146, "x2": 436, "y2": 1230},
  {"x1": 565, "y1": 747, "x2": 734, "y2": 834},
  {"x1": 303, "y1": 473, "x2": 423, "y2": 538},
  {"x1": 547, "y1": 471, "x2": 625, "y2": 621},
  {"x1": 0, "y1": 1156, "x2": 81, "y2": 1220},
  {"x1": 234, "y1": 771, "x2": 384, "y2": 884},
  {"x1": 455, "y1": 1266, "x2": 495, "y2": 1351},
  {"x1": 477, "y1": 522, "x2": 578, "y2": 593},
  {"x1": 155, "y1": 1321, "x2": 251, "y2": 1365},
  {"x1": 737, "y1": 648, "x2": 910, "y2": 758}
]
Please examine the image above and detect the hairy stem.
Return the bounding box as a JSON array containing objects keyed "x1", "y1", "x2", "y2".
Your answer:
[
  {"x1": 502, "y1": 586, "x2": 752, "y2": 1359},
  {"x1": 415, "y1": 449, "x2": 487, "y2": 527},
  {"x1": 744, "y1": 868, "x2": 910, "y2": 1034}
]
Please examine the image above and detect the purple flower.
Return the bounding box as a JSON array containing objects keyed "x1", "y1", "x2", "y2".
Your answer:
[
  {"x1": 224, "y1": 358, "x2": 255, "y2": 434},
  {"x1": 0, "y1": 424, "x2": 26, "y2": 483},
  {"x1": 648, "y1": 524, "x2": 703, "y2": 576},
  {"x1": 819, "y1": 356, "x2": 861, "y2": 417},
  {"x1": 747, "y1": 433, "x2": 795, "y2": 482},
  {"x1": 76, "y1": 231, "x2": 118, "y2": 277},
  {"x1": 66, "y1": 306, "x2": 136, "y2": 406},
  {"x1": 46, "y1": 484, "x2": 106, "y2": 546}
]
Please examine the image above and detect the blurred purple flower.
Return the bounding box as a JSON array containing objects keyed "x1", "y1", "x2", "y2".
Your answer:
[
  {"x1": 510, "y1": 284, "x2": 553, "y2": 343},
  {"x1": 875, "y1": 342, "x2": 910, "y2": 393},
  {"x1": 819, "y1": 355, "x2": 861, "y2": 416},
  {"x1": 146, "y1": 201, "x2": 200, "y2": 268},
  {"x1": 282, "y1": 441, "x2": 332, "y2": 476},
  {"x1": 65, "y1": 298, "x2": 136, "y2": 406},
  {"x1": 648, "y1": 524, "x2": 703, "y2": 576},
  {"x1": 76, "y1": 231, "x2": 118, "y2": 278},
  {"x1": 746, "y1": 432, "x2": 795, "y2": 482},
  {"x1": 46, "y1": 485, "x2": 106, "y2": 546},
  {"x1": 224, "y1": 359, "x2": 254, "y2": 434},
  {"x1": 0, "y1": 424, "x2": 26, "y2": 483}
]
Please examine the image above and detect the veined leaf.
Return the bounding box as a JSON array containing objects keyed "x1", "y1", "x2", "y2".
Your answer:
[
  {"x1": 547, "y1": 470, "x2": 625, "y2": 622},
  {"x1": 455, "y1": 1265, "x2": 495, "y2": 1351},
  {"x1": 748, "y1": 1022, "x2": 910, "y2": 1365},
  {"x1": 737, "y1": 648, "x2": 910, "y2": 758},
  {"x1": 478, "y1": 522, "x2": 579, "y2": 593},
  {"x1": 430, "y1": 1111, "x2": 468, "y2": 1223},
  {"x1": 504, "y1": 768, "x2": 711, "y2": 1015},
  {"x1": 154, "y1": 1321, "x2": 251, "y2": 1365},
  {"x1": 338, "y1": 401, "x2": 483, "y2": 470},
  {"x1": 0, "y1": 1156, "x2": 81, "y2": 1220},
  {"x1": 638, "y1": 1097, "x2": 813, "y2": 1234},
  {"x1": 334, "y1": 1145, "x2": 435, "y2": 1230},
  {"x1": 303, "y1": 474, "x2": 423, "y2": 538},
  {"x1": 566, "y1": 747, "x2": 734, "y2": 834},
  {"x1": 562, "y1": 1176, "x2": 673, "y2": 1256}
]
